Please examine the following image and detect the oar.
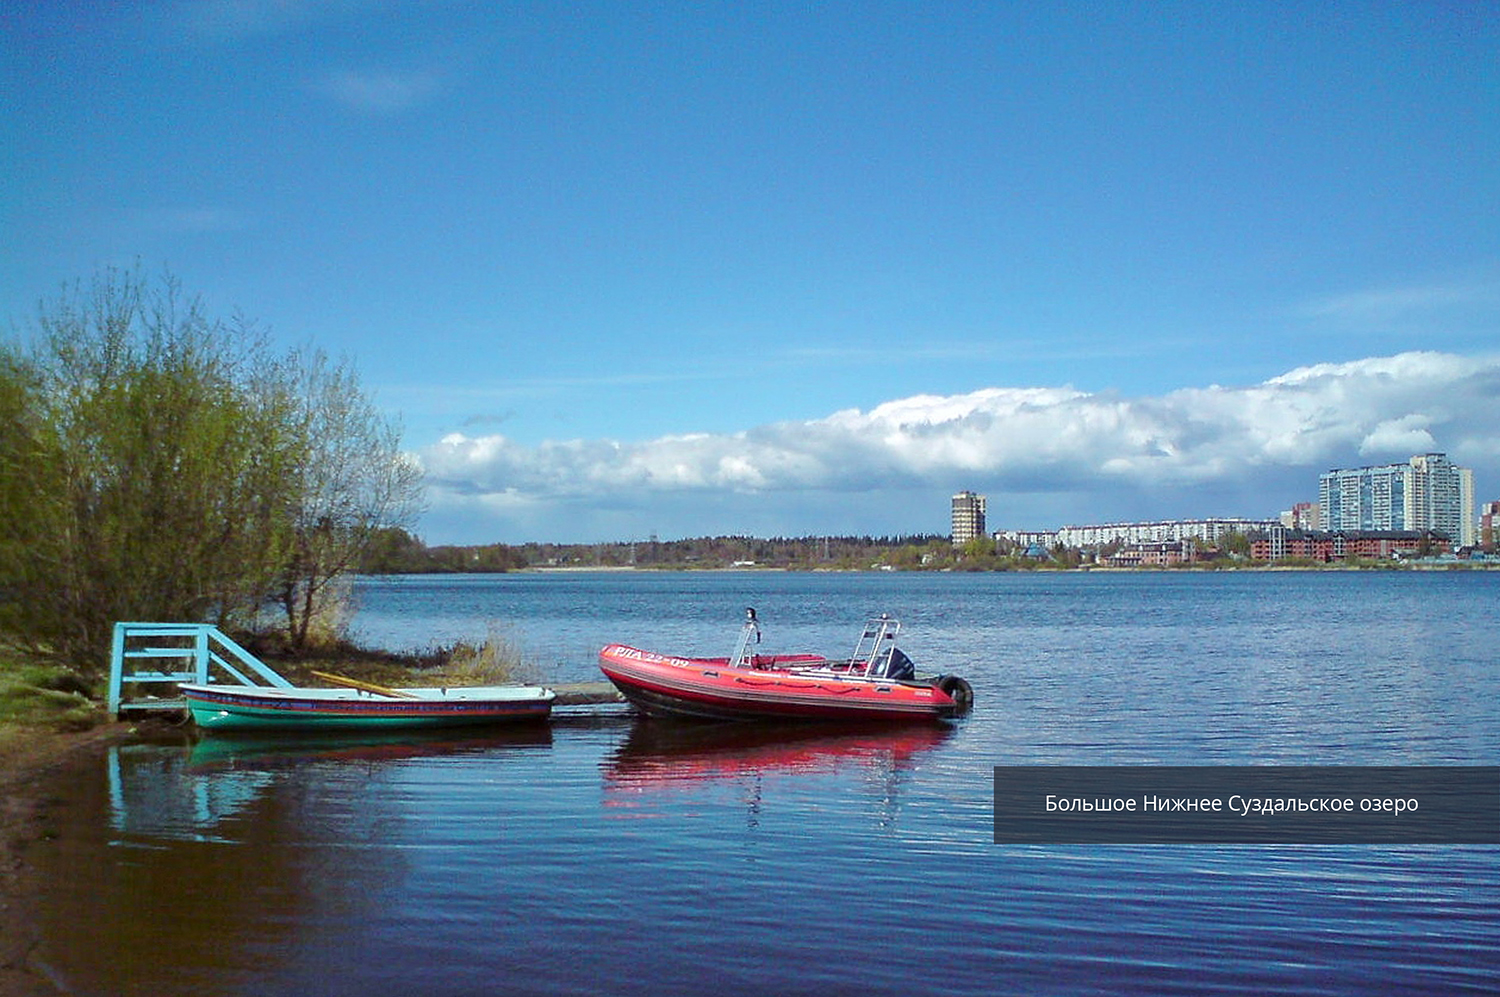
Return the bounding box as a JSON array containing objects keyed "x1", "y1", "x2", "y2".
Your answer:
[{"x1": 311, "y1": 670, "x2": 420, "y2": 699}]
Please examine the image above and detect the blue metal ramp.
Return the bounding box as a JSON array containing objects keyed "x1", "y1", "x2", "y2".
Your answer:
[{"x1": 107, "y1": 623, "x2": 294, "y2": 717}]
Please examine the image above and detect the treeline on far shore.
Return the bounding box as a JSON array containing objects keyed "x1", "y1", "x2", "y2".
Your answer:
[
  {"x1": 359, "y1": 529, "x2": 1500, "y2": 575},
  {"x1": 355, "y1": 530, "x2": 1216, "y2": 573},
  {"x1": 357, "y1": 528, "x2": 958, "y2": 573}
]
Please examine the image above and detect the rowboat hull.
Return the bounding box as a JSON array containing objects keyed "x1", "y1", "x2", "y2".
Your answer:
[
  {"x1": 180, "y1": 683, "x2": 555, "y2": 731},
  {"x1": 598, "y1": 645, "x2": 961, "y2": 722}
]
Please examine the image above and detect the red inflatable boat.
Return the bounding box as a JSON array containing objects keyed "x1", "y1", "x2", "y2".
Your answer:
[{"x1": 599, "y1": 610, "x2": 973, "y2": 722}]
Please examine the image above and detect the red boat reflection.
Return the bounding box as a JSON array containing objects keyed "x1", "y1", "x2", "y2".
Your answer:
[{"x1": 602, "y1": 719, "x2": 951, "y2": 796}]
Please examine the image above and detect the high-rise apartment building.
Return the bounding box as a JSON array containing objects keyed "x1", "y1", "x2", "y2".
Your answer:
[
  {"x1": 951, "y1": 491, "x2": 987, "y2": 546},
  {"x1": 1318, "y1": 453, "x2": 1475, "y2": 547},
  {"x1": 1279, "y1": 502, "x2": 1321, "y2": 530}
]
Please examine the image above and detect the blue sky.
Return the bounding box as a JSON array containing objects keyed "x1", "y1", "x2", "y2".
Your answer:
[{"x1": 4, "y1": 1, "x2": 1498, "y2": 543}]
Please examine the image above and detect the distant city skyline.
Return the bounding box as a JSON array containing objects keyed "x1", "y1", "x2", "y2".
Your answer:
[
  {"x1": 5, "y1": 4, "x2": 1497, "y2": 543},
  {"x1": 991, "y1": 452, "x2": 1483, "y2": 551}
]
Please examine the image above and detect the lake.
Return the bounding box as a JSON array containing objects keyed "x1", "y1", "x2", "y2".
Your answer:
[{"x1": 30, "y1": 571, "x2": 1500, "y2": 995}]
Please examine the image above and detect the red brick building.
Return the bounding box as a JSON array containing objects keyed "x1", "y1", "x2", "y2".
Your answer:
[
  {"x1": 1103, "y1": 540, "x2": 1197, "y2": 567},
  {"x1": 1251, "y1": 529, "x2": 1448, "y2": 563}
]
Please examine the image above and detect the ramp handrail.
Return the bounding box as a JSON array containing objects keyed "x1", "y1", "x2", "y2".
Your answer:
[{"x1": 107, "y1": 622, "x2": 294, "y2": 716}]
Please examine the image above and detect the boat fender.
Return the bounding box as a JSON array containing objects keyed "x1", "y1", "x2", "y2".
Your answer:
[{"x1": 935, "y1": 675, "x2": 974, "y2": 714}]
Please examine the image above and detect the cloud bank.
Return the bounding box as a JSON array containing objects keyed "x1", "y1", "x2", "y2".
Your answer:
[{"x1": 417, "y1": 352, "x2": 1500, "y2": 541}]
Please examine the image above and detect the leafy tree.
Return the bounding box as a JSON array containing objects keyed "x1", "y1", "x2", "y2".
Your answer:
[
  {"x1": 0, "y1": 266, "x2": 423, "y2": 669},
  {"x1": 273, "y1": 349, "x2": 424, "y2": 652},
  {"x1": 1050, "y1": 543, "x2": 1082, "y2": 568},
  {"x1": 358, "y1": 527, "x2": 429, "y2": 573},
  {"x1": 960, "y1": 534, "x2": 996, "y2": 559},
  {"x1": 1219, "y1": 530, "x2": 1252, "y2": 557}
]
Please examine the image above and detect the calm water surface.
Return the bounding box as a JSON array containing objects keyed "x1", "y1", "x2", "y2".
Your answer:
[{"x1": 33, "y1": 572, "x2": 1500, "y2": 995}]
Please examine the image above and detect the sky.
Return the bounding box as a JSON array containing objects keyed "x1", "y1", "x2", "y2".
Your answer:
[{"x1": 3, "y1": 1, "x2": 1498, "y2": 543}]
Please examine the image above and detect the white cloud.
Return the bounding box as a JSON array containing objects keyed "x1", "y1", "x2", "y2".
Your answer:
[
  {"x1": 318, "y1": 68, "x2": 446, "y2": 114},
  {"x1": 174, "y1": 4, "x2": 451, "y2": 115},
  {"x1": 179, "y1": 0, "x2": 386, "y2": 40},
  {"x1": 1306, "y1": 273, "x2": 1500, "y2": 324},
  {"x1": 1358, "y1": 415, "x2": 1437, "y2": 456},
  {"x1": 416, "y1": 352, "x2": 1500, "y2": 540}
]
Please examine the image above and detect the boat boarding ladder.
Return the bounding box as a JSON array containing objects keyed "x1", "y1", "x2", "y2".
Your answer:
[
  {"x1": 107, "y1": 622, "x2": 294, "y2": 717},
  {"x1": 729, "y1": 608, "x2": 762, "y2": 669},
  {"x1": 849, "y1": 615, "x2": 900, "y2": 675}
]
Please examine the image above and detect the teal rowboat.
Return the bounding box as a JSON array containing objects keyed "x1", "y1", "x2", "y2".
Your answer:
[{"x1": 180, "y1": 682, "x2": 555, "y2": 730}]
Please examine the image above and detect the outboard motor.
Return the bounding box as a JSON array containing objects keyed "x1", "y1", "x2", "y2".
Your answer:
[{"x1": 870, "y1": 646, "x2": 916, "y2": 681}]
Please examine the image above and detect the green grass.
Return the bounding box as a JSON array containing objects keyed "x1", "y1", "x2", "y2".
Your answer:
[
  {"x1": 261, "y1": 624, "x2": 543, "y2": 690},
  {"x1": 0, "y1": 657, "x2": 103, "y2": 732},
  {"x1": 421, "y1": 626, "x2": 543, "y2": 687}
]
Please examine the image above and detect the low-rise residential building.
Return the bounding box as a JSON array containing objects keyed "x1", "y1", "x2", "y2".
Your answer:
[
  {"x1": 1000, "y1": 529, "x2": 1059, "y2": 549},
  {"x1": 1280, "y1": 502, "x2": 1321, "y2": 530},
  {"x1": 1482, "y1": 500, "x2": 1499, "y2": 551},
  {"x1": 1102, "y1": 540, "x2": 1198, "y2": 568},
  {"x1": 1256, "y1": 528, "x2": 1336, "y2": 562},
  {"x1": 1251, "y1": 528, "x2": 1450, "y2": 563},
  {"x1": 1055, "y1": 518, "x2": 1275, "y2": 549}
]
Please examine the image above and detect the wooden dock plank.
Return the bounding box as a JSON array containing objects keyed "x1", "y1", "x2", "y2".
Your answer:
[{"x1": 550, "y1": 681, "x2": 624, "y2": 706}]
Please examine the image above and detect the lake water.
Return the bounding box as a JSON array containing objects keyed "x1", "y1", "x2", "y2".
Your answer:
[{"x1": 31, "y1": 571, "x2": 1500, "y2": 995}]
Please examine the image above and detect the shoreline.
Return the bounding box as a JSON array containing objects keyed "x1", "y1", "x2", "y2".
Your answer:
[
  {"x1": 393, "y1": 562, "x2": 1500, "y2": 575},
  {"x1": 0, "y1": 722, "x2": 137, "y2": 996}
]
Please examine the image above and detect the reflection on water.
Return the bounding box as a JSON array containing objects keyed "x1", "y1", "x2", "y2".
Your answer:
[
  {"x1": 43, "y1": 737, "x2": 408, "y2": 997},
  {"x1": 605, "y1": 719, "x2": 950, "y2": 787},
  {"x1": 24, "y1": 572, "x2": 1500, "y2": 997},
  {"x1": 109, "y1": 741, "x2": 274, "y2": 844},
  {"x1": 44, "y1": 730, "x2": 558, "y2": 997},
  {"x1": 184, "y1": 725, "x2": 555, "y2": 772},
  {"x1": 107, "y1": 728, "x2": 556, "y2": 844},
  {"x1": 603, "y1": 720, "x2": 950, "y2": 829}
]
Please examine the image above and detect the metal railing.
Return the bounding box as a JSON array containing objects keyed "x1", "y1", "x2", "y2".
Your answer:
[
  {"x1": 848, "y1": 615, "x2": 901, "y2": 675},
  {"x1": 107, "y1": 622, "x2": 293, "y2": 716}
]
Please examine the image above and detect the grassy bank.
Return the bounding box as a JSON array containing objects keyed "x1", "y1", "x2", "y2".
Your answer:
[
  {"x1": 245, "y1": 625, "x2": 542, "y2": 690},
  {"x1": 0, "y1": 655, "x2": 100, "y2": 733}
]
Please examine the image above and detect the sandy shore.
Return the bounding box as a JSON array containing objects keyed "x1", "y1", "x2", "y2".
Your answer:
[{"x1": 0, "y1": 722, "x2": 136, "y2": 997}]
